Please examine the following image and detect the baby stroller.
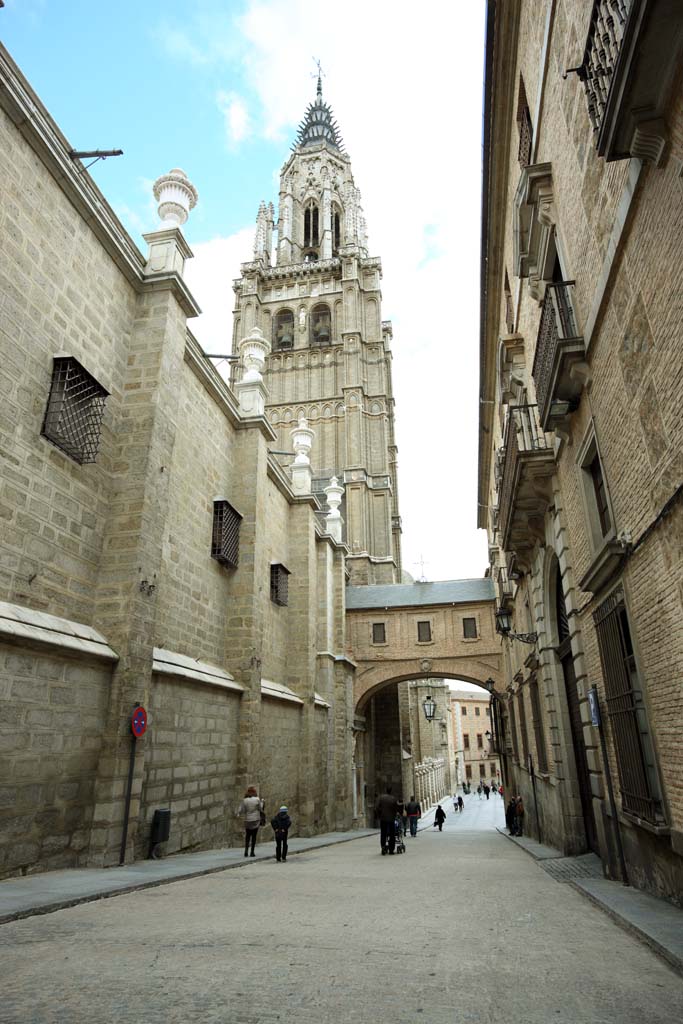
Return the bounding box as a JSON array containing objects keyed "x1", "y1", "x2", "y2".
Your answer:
[{"x1": 394, "y1": 815, "x2": 406, "y2": 854}]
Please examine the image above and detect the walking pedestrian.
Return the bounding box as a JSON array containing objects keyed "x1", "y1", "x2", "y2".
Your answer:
[
  {"x1": 484, "y1": 785, "x2": 490, "y2": 800},
  {"x1": 477, "y1": 784, "x2": 483, "y2": 799},
  {"x1": 375, "y1": 785, "x2": 398, "y2": 855},
  {"x1": 270, "y1": 805, "x2": 291, "y2": 862},
  {"x1": 453, "y1": 794, "x2": 458, "y2": 813},
  {"x1": 405, "y1": 795, "x2": 422, "y2": 836},
  {"x1": 457, "y1": 795, "x2": 464, "y2": 813},
  {"x1": 237, "y1": 785, "x2": 264, "y2": 858},
  {"x1": 434, "y1": 804, "x2": 446, "y2": 832}
]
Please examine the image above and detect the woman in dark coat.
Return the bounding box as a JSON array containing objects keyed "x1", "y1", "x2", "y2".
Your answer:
[{"x1": 434, "y1": 804, "x2": 447, "y2": 832}]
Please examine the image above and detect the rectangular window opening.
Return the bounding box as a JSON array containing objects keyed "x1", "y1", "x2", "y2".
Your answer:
[
  {"x1": 417, "y1": 620, "x2": 432, "y2": 643},
  {"x1": 372, "y1": 622, "x2": 386, "y2": 645},
  {"x1": 41, "y1": 356, "x2": 109, "y2": 464},
  {"x1": 270, "y1": 563, "x2": 290, "y2": 606},
  {"x1": 463, "y1": 617, "x2": 478, "y2": 639},
  {"x1": 211, "y1": 500, "x2": 242, "y2": 568}
]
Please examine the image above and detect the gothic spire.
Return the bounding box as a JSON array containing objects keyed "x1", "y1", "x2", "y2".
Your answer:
[{"x1": 293, "y1": 75, "x2": 346, "y2": 154}]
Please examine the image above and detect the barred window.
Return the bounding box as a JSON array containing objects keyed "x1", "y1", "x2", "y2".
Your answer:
[
  {"x1": 41, "y1": 356, "x2": 109, "y2": 464},
  {"x1": 479, "y1": 764, "x2": 487, "y2": 779},
  {"x1": 594, "y1": 588, "x2": 662, "y2": 824},
  {"x1": 465, "y1": 764, "x2": 472, "y2": 779},
  {"x1": 417, "y1": 620, "x2": 432, "y2": 642},
  {"x1": 461, "y1": 706, "x2": 467, "y2": 716},
  {"x1": 477, "y1": 733, "x2": 483, "y2": 749},
  {"x1": 463, "y1": 734, "x2": 470, "y2": 750},
  {"x1": 270, "y1": 563, "x2": 290, "y2": 606},
  {"x1": 529, "y1": 677, "x2": 548, "y2": 773},
  {"x1": 490, "y1": 763, "x2": 497, "y2": 776},
  {"x1": 372, "y1": 622, "x2": 386, "y2": 644},
  {"x1": 211, "y1": 500, "x2": 242, "y2": 568},
  {"x1": 475, "y1": 706, "x2": 481, "y2": 716},
  {"x1": 463, "y1": 617, "x2": 478, "y2": 639}
]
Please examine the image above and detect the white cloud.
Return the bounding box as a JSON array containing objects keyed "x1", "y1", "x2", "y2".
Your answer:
[
  {"x1": 216, "y1": 90, "x2": 251, "y2": 146},
  {"x1": 184, "y1": 227, "x2": 255, "y2": 360},
  {"x1": 183, "y1": 0, "x2": 490, "y2": 580}
]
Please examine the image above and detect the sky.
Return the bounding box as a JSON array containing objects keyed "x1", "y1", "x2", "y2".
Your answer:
[{"x1": 1, "y1": 0, "x2": 490, "y2": 582}]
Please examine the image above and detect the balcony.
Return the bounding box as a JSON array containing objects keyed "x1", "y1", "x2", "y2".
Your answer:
[
  {"x1": 499, "y1": 405, "x2": 555, "y2": 561},
  {"x1": 494, "y1": 565, "x2": 515, "y2": 611},
  {"x1": 532, "y1": 282, "x2": 588, "y2": 430},
  {"x1": 576, "y1": 0, "x2": 683, "y2": 164}
]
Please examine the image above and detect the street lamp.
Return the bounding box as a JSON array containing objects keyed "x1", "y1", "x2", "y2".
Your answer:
[
  {"x1": 422, "y1": 694, "x2": 437, "y2": 721},
  {"x1": 495, "y1": 607, "x2": 537, "y2": 645}
]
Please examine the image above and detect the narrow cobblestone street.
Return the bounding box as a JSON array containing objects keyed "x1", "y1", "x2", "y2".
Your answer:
[{"x1": 2, "y1": 796, "x2": 682, "y2": 1024}]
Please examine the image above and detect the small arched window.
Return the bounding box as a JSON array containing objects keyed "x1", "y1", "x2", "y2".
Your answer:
[
  {"x1": 273, "y1": 309, "x2": 295, "y2": 350},
  {"x1": 303, "y1": 200, "x2": 319, "y2": 249},
  {"x1": 310, "y1": 303, "x2": 332, "y2": 345},
  {"x1": 331, "y1": 206, "x2": 341, "y2": 253}
]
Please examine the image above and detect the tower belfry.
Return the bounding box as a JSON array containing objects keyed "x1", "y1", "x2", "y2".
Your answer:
[{"x1": 232, "y1": 77, "x2": 402, "y2": 584}]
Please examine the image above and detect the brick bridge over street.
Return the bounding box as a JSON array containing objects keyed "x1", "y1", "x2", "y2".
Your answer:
[{"x1": 344, "y1": 579, "x2": 502, "y2": 823}]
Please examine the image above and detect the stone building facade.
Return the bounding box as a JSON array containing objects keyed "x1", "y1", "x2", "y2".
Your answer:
[
  {"x1": 0, "y1": 44, "x2": 355, "y2": 878},
  {"x1": 230, "y1": 76, "x2": 402, "y2": 586},
  {"x1": 478, "y1": 0, "x2": 683, "y2": 903},
  {"x1": 450, "y1": 691, "x2": 500, "y2": 788}
]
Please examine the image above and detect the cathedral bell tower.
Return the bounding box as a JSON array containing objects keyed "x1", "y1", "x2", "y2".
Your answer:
[{"x1": 232, "y1": 75, "x2": 402, "y2": 585}]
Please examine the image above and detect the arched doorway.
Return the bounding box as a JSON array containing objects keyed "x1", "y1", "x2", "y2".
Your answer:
[{"x1": 551, "y1": 559, "x2": 598, "y2": 853}]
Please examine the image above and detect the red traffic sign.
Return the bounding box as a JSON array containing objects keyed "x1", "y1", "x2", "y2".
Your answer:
[{"x1": 131, "y1": 706, "x2": 148, "y2": 738}]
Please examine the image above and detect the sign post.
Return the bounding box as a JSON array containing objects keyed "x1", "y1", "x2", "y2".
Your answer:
[{"x1": 119, "y1": 704, "x2": 147, "y2": 866}]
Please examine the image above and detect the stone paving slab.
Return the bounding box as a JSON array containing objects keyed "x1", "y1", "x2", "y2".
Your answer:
[
  {"x1": 497, "y1": 823, "x2": 683, "y2": 976},
  {"x1": 0, "y1": 829, "x2": 377, "y2": 925},
  {"x1": 573, "y1": 877, "x2": 683, "y2": 975}
]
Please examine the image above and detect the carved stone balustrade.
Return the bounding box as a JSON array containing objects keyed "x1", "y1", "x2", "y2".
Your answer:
[
  {"x1": 498, "y1": 404, "x2": 555, "y2": 564},
  {"x1": 532, "y1": 282, "x2": 589, "y2": 430}
]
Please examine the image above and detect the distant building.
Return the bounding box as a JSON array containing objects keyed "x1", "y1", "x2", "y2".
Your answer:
[
  {"x1": 479, "y1": 0, "x2": 683, "y2": 902},
  {"x1": 450, "y1": 692, "x2": 500, "y2": 788}
]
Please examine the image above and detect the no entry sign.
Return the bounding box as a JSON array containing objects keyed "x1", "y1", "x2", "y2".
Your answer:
[{"x1": 131, "y1": 705, "x2": 148, "y2": 738}]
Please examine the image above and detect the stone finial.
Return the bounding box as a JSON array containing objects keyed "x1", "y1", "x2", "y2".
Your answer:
[
  {"x1": 153, "y1": 168, "x2": 198, "y2": 227},
  {"x1": 239, "y1": 326, "x2": 270, "y2": 383},
  {"x1": 290, "y1": 417, "x2": 315, "y2": 496},
  {"x1": 324, "y1": 475, "x2": 344, "y2": 542}
]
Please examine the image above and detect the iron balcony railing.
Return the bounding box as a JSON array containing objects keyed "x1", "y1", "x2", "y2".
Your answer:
[
  {"x1": 577, "y1": 0, "x2": 632, "y2": 135},
  {"x1": 494, "y1": 565, "x2": 515, "y2": 605},
  {"x1": 499, "y1": 404, "x2": 552, "y2": 552},
  {"x1": 532, "y1": 281, "x2": 585, "y2": 428}
]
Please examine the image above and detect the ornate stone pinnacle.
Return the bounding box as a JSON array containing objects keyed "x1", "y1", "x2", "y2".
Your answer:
[{"x1": 153, "y1": 168, "x2": 198, "y2": 227}]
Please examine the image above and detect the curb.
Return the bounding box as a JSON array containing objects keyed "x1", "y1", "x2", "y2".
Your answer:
[{"x1": 0, "y1": 829, "x2": 377, "y2": 927}]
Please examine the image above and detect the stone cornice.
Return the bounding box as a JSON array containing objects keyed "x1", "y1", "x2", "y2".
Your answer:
[
  {"x1": 0, "y1": 42, "x2": 146, "y2": 288},
  {"x1": 184, "y1": 331, "x2": 243, "y2": 427},
  {"x1": 141, "y1": 272, "x2": 201, "y2": 318}
]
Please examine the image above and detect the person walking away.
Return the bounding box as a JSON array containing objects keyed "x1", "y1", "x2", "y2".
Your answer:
[
  {"x1": 375, "y1": 786, "x2": 398, "y2": 855},
  {"x1": 477, "y1": 784, "x2": 482, "y2": 799},
  {"x1": 484, "y1": 785, "x2": 490, "y2": 800},
  {"x1": 434, "y1": 804, "x2": 446, "y2": 831},
  {"x1": 237, "y1": 786, "x2": 264, "y2": 857},
  {"x1": 405, "y1": 795, "x2": 422, "y2": 837},
  {"x1": 396, "y1": 797, "x2": 407, "y2": 836},
  {"x1": 457, "y1": 795, "x2": 464, "y2": 813},
  {"x1": 453, "y1": 794, "x2": 458, "y2": 813},
  {"x1": 505, "y1": 798, "x2": 516, "y2": 835},
  {"x1": 271, "y1": 806, "x2": 291, "y2": 862},
  {"x1": 515, "y1": 796, "x2": 525, "y2": 836}
]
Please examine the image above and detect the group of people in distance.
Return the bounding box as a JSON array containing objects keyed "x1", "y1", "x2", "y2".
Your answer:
[{"x1": 236, "y1": 786, "x2": 291, "y2": 862}]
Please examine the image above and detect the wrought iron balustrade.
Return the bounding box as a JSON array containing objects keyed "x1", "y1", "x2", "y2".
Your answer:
[
  {"x1": 499, "y1": 404, "x2": 554, "y2": 553},
  {"x1": 532, "y1": 281, "x2": 586, "y2": 428},
  {"x1": 578, "y1": 0, "x2": 632, "y2": 134}
]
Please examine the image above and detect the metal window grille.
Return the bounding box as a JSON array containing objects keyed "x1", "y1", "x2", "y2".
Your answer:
[
  {"x1": 517, "y1": 104, "x2": 533, "y2": 168},
  {"x1": 465, "y1": 765, "x2": 472, "y2": 779},
  {"x1": 417, "y1": 620, "x2": 431, "y2": 642},
  {"x1": 211, "y1": 500, "x2": 242, "y2": 568},
  {"x1": 270, "y1": 563, "x2": 290, "y2": 606},
  {"x1": 464, "y1": 734, "x2": 470, "y2": 750},
  {"x1": 593, "y1": 588, "x2": 660, "y2": 823},
  {"x1": 41, "y1": 356, "x2": 109, "y2": 464},
  {"x1": 372, "y1": 622, "x2": 386, "y2": 644},
  {"x1": 477, "y1": 733, "x2": 483, "y2": 749},
  {"x1": 463, "y1": 617, "x2": 478, "y2": 639},
  {"x1": 529, "y1": 677, "x2": 548, "y2": 773}
]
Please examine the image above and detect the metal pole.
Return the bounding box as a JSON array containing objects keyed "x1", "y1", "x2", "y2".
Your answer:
[
  {"x1": 119, "y1": 729, "x2": 137, "y2": 866},
  {"x1": 597, "y1": 721, "x2": 629, "y2": 885},
  {"x1": 528, "y1": 753, "x2": 542, "y2": 843}
]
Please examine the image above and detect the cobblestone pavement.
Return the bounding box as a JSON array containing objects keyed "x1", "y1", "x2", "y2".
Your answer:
[{"x1": 2, "y1": 794, "x2": 682, "y2": 1024}]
